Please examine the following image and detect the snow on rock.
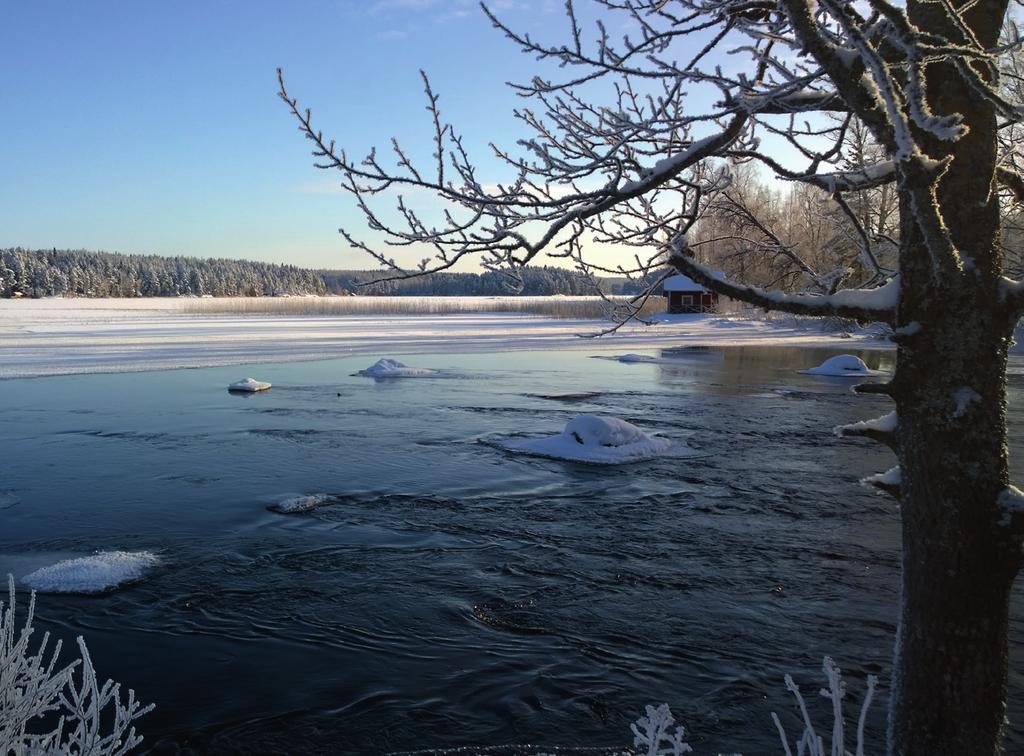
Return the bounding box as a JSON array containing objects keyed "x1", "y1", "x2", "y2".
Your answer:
[
  {"x1": 357, "y1": 358, "x2": 438, "y2": 378},
  {"x1": 800, "y1": 355, "x2": 884, "y2": 377},
  {"x1": 22, "y1": 551, "x2": 159, "y2": 594},
  {"x1": 229, "y1": 377, "x2": 272, "y2": 392},
  {"x1": 501, "y1": 415, "x2": 679, "y2": 465},
  {"x1": 269, "y1": 493, "x2": 332, "y2": 514}
]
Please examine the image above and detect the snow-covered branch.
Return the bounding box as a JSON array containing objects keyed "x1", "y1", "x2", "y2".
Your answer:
[
  {"x1": 835, "y1": 411, "x2": 898, "y2": 449},
  {"x1": 862, "y1": 466, "x2": 902, "y2": 499},
  {"x1": 998, "y1": 165, "x2": 1024, "y2": 204},
  {"x1": 669, "y1": 247, "x2": 898, "y2": 323},
  {"x1": 281, "y1": 0, "x2": 1016, "y2": 325}
]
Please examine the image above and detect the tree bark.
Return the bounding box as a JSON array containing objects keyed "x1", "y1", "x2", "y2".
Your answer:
[
  {"x1": 888, "y1": 2, "x2": 1022, "y2": 752},
  {"x1": 890, "y1": 300, "x2": 1019, "y2": 755}
]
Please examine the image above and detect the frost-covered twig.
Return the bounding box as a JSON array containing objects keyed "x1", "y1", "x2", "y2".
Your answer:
[
  {"x1": 634, "y1": 657, "x2": 878, "y2": 755},
  {"x1": 631, "y1": 703, "x2": 693, "y2": 756},
  {"x1": 771, "y1": 657, "x2": 878, "y2": 756},
  {"x1": 0, "y1": 576, "x2": 153, "y2": 755}
]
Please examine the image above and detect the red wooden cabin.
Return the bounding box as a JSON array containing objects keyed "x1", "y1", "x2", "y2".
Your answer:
[{"x1": 662, "y1": 273, "x2": 721, "y2": 313}]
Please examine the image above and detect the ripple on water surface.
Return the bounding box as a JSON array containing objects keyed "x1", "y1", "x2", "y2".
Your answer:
[{"x1": 1, "y1": 346, "x2": 1020, "y2": 754}]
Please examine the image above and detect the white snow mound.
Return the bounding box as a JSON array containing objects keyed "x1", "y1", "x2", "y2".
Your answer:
[
  {"x1": 229, "y1": 377, "x2": 272, "y2": 392},
  {"x1": 800, "y1": 355, "x2": 883, "y2": 377},
  {"x1": 270, "y1": 493, "x2": 332, "y2": 514},
  {"x1": 357, "y1": 358, "x2": 437, "y2": 378},
  {"x1": 22, "y1": 550, "x2": 159, "y2": 594},
  {"x1": 502, "y1": 415, "x2": 678, "y2": 465}
]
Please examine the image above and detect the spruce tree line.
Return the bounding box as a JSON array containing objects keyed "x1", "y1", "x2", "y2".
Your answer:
[
  {"x1": 0, "y1": 248, "x2": 640, "y2": 298},
  {"x1": 0, "y1": 248, "x2": 327, "y2": 298}
]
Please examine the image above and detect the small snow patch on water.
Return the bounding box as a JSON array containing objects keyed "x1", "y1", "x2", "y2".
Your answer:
[
  {"x1": 800, "y1": 354, "x2": 884, "y2": 377},
  {"x1": 499, "y1": 415, "x2": 683, "y2": 465},
  {"x1": 229, "y1": 377, "x2": 272, "y2": 392},
  {"x1": 269, "y1": 493, "x2": 333, "y2": 514},
  {"x1": 22, "y1": 550, "x2": 159, "y2": 594},
  {"x1": 356, "y1": 358, "x2": 438, "y2": 378}
]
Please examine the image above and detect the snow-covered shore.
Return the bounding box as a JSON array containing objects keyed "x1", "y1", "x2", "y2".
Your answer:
[{"x1": 0, "y1": 298, "x2": 891, "y2": 379}]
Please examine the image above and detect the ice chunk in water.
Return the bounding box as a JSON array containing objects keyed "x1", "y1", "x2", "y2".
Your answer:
[
  {"x1": 22, "y1": 551, "x2": 159, "y2": 593},
  {"x1": 229, "y1": 377, "x2": 272, "y2": 392},
  {"x1": 501, "y1": 415, "x2": 681, "y2": 465}
]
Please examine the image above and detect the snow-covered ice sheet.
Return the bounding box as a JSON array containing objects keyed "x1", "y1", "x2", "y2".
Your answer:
[
  {"x1": 269, "y1": 494, "x2": 333, "y2": 514},
  {"x1": 800, "y1": 354, "x2": 885, "y2": 377},
  {"x1": 229, "y1": 377, "x2": 272, "y2": 392},
  {"x1": 356, "y1": 358, "x2": 438, "y2": 378},
  {"x1": 0, "y1": 299, "x2": 891, "y2": 379},
  {"x1": 499, "y1": 415, "x2": 684, "y2": 465},
  {"x1": 22, "y1": 550, "x2": 159, "y2": 593}
]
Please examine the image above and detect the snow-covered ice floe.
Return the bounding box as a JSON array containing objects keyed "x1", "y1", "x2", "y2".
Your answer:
[
  {"x1": 22, "y1": 550, "x2": 159, "y2": 594},
  {"x1": 269, "y1": 493, "x2": 333, "y2": 514},
  {"x1": 799, "y1": 354, "x2": 884, "y2": 377},
  {"x1": 499, "y1": 415, "x2": 683, "y2": 465},
  {"x1": 356, "y1": 358, "x2": 438, "y2": 378},
  {"x1": 228, "y1": 377, "x2": 272, "y2": 392}
]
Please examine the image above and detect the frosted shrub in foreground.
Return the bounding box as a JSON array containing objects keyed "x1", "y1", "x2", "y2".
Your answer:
[
  {"x1": 631, "y1": 703, "x2": 693, "y2": 755},
  {"x1": 0, "y1": 576, "x2": 153, "y2": 755},
  {"x1": 771, "y1": 658, "x2": 877, "y2": 756},
  {"x1": 634, "y1": 658, "x2": 876, "y2": 756}
]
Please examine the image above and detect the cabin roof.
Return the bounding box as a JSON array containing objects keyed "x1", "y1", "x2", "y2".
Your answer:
[{"x1": 663, "y1": 272, "x2": 724, "y2": 292}]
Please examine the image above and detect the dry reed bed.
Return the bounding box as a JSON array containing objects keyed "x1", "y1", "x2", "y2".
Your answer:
[{"x1": 183, "y1": 295, "x2": 664, "y2": 320}]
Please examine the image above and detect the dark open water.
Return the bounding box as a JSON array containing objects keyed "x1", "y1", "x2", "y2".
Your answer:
[{"x1": 1, "y1": 345, "x2": 1022, "y2": 754}]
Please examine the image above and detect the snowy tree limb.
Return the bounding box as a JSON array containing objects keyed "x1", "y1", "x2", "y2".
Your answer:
[
  {"x1": 853, "y1": 381, "x2": 895, "y2": 397},
  {"x1": 835, "y1": 411, "x2": 898, "y2": 450},
  {"x1": 998, "y1": 165, "x2": 1024, "y2": 204},
  {"x1": 861, "y1": 466, "x2": 902, "y2": 500},
  {"x1": 668, "y1": 248, "x2": 898, "y2": 323}
]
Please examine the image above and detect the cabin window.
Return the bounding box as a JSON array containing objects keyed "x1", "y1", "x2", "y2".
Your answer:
[{"x1": 680, "y1": 295, "x2": 694, "y2": 305}]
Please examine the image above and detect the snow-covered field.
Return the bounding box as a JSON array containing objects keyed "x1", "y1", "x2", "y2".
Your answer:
[{"x1": 0, "y1": 298, "x2": 891, "y2": 379}]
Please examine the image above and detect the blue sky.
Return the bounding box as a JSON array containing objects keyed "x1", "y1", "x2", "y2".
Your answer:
[{"x1": 2, "y1": 0, "x2": 573, "y2": 270}]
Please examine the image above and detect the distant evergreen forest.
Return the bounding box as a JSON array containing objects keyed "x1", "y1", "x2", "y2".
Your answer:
[
  {"x1": 0, "y1": 248, "x2": 327, "y2": 298},
  {"x1": 0, "y1": 248, "x2": 652, "y2": 298}
]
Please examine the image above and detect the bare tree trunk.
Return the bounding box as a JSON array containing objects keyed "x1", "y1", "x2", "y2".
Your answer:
[
  {"x1": 888, "y1": 4, "x2": 1022, "y2": 751},
  {"x1": 889, "y1": 297, "x2": 1019, "y2": 754}
]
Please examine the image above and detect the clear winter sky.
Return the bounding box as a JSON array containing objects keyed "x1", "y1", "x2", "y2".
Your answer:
[{"x1": 2, "y1": 1, "x2": 726, "y2": 271}]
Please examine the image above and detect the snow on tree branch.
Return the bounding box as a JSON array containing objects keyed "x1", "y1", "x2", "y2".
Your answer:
[
  {"x1": 280, "y1": 0, "x2": 1018, "y2": 317},
  {"x1": 835, "y1": 411, "x2": 898, "y2": 449},
  {"x1": 669, "y1": 240, "x2": 898, "y2": 322},
  {"x1": 861, "y1": 466, "x2": 902, "y2": 499}
]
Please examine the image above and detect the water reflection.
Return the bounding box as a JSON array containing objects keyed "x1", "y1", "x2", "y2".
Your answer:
[{"x1": 653, "y1": 345, "x2": 894, "y2": 396}]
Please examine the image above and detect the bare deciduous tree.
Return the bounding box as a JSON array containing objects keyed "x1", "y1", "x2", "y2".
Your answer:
[{"x1": 280, "y1": 1, "x2": 1024, "y2": 753}]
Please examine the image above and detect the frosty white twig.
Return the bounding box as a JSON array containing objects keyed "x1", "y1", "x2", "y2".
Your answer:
[{"x1": 0, "y1": 576, "x2": 153, "y2": 755}]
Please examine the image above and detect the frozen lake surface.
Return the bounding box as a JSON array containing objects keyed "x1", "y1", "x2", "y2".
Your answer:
[
  {"x1": 1, "y1": 345, "x2": 1022, "y2": 754},
  {"x1": 0, "y1": 298, "x2": 888, "y2": 378}
]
